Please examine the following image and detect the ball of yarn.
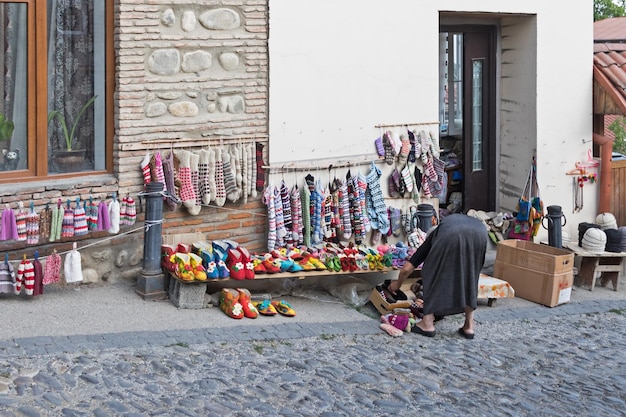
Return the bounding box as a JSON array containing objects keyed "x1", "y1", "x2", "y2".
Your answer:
[
  {"x1": 595, "y1": 212, "x2": 617, "y2": 230},
  {"x1": 582, "y1": 227, "x2": 607, "y2": 253}
]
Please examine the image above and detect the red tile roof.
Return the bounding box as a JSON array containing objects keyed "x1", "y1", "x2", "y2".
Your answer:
[
  {"x1": 594, "y1": 19, "x2": 626, "y2": 114},
  {"x1": 595, "y1": 17, "x2": 626, "y2": 42}
]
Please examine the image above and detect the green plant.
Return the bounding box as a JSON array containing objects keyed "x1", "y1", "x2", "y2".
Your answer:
[
  {"x1": 48, "y1": 95, "x2": 97, "y2": 151},
  {"x1": 608, "y1": 116, "x2": 626, "y2": 155},
  {"x1": 0, "y1": 113, "x2": 14, "y2": 142}
]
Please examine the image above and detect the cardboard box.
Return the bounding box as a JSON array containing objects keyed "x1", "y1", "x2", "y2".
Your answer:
[
  {"x1": 496, "y1": 240, "x2": 574, "y2": 274},
  {"x1": 369, "y1": 278, "x2": 418, "y2": 315},
  {"x1": 493, "y1": 260, "x2": 573, "y2": 307}
]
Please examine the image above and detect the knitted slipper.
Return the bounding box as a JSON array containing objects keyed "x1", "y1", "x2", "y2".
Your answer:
[
  {"x1": 271, "y1": 300, "x2": 296, "y2": 316},
  {"x1": 253, "y1": 299, "x2": 277, "y2": 316}
]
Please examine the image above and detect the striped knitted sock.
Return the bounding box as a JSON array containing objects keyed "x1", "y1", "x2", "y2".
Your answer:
[
  {"x1": 290, "y1": 185, "x2": 303, "y2": 244},
  {"x1": 207, "y1": 148, "x2": 217, "y2": 203},
  {"x1": 232, "y1": 144, "x2": 243, "y2": 197},
  {"x1": 274, "y1": 186, "x2": 287, "y2": 246},
  {"x1": 119, "y1": 197, "x2": 128, "y2": 226},
  {"x1": 338, "y1": 179, "x2": 351, "y2": 240},
  {"x1": 398, "y1": 134, "x2": 411, "y2": 167},
  {"x1": 176, "y1": 150, "x2": 201, "y2": 215},
  {"x1": 153, "y1": 152, "x2": 166, "y2": 192},
  {"x1": 280, "y1": 180, "x2": 292, "y2": 242},
  {"x1": 162, "y1": 151, "x2": 181, "y2": 211},
  {"x1": 214, "y1": 147, "x2": 226, "y2": 207},
  {"x1": 356, "y1": 172, "x2": 371, "y2": 233},
  {"x1": 125, "y1": 197, "x2": 136, "y2": 226},
  {"x1": 241, "y1": 144, "x2": 249, "y2": 204},
  {"x1": 408, "y1": 130, "x2": 417, "y2": 163},
  {"x1": 383, "y1": 131, "x2": 396, "y2": 165},
  {"x1": 264, "y1": 185, "x2": 277, "y2": 251},
  {"x1": 222, "y1": 150, "x2": 240, "y2": 203},
  {"x1": 87, "y1": 201, "x2": 99, "y2": 231},
  {"x1": 16, "y1": 204, "x2": 27, "y2": 242},
  {"x1": 300, "y1": 180, "x2": 311, "y2": 247},
  {"x1": 350, "y1": 174, "x2": 363, "y2": 244},
  {"x1": 39, "y1": 207, "x2": 51, "y2": 242},
  {"x1": 331, "y1": 179, "x2": 342, "y2": 242},
  {"x1": 310, "y1": 181, "x2": 324, "y2": 245},
  {"x1": 323, "y1": 190, "x2": 333, "y2": 240}
]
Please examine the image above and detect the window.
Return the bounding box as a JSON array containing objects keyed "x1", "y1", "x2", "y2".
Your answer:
[
  {"x1": 439, "y1": 32, "x2": 463, "y2": 137},
  {"x1": 0, "y1": 0, "x2": 112, "y2": 181}
]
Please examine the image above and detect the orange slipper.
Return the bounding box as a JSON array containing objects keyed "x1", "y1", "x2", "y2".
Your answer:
[
  {"x1": 271, "y1": 300, "x2": 296, "y2": 317},
  {"x1": 219, "y1": 288, "x2": 244, "y2": 319},
  {"x1": 236, "y1": 288, "x2": 258, "y2": 319}
]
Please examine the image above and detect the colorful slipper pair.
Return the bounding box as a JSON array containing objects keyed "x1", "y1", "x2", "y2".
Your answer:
[{"x1": 253, "y1": 299, "x2": 296, "y2": 317}]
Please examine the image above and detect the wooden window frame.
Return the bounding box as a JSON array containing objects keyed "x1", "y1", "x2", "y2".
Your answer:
[{"x1": 0, "y1": 0, "x2": 114, "y2": 184}]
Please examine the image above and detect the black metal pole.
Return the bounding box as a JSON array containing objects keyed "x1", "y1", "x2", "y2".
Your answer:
[{"x1": 136, "y1": 182, "x2": 167, "y2": 300}]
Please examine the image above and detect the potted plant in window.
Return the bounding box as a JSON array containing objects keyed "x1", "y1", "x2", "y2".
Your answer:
[{"x1": 48, "y1": 95, "x2": 97, "y2": 172}]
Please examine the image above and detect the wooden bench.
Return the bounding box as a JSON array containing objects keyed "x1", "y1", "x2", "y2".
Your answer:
[{"x1": 565, "y1": 244, "x2": 626, "y2": 291}]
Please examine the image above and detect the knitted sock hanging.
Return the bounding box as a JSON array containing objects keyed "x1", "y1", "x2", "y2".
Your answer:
[
  {"x1": 16, "y1": 202, "x2": 27, "y2": 242},
  {"x1": 256, "y1": 142, "x2": 266, "y2": 192},
  {"x1": 365, "y1": 161, "x2": 390, "y2": 234},
  {"x1": 206, "y1": 147, "x2": 217, "y2": 204},
  {"x1": 140, "y1": 153, "x2": 152, "y2": 186},
  {"x1": 263, "y1": 185, "x2": 277, "y2": 251},
  {"x1": 350, "y1": 173, "x2": 364, "y2": 244},
  {"x1": 290, "y1": 184, "x2": 303, "y2": 245},
  {"x1": 213, "y1": 147, "x2": 227, "y2": 207},
  {"x1": 322, "y1": 188, "x2": 333, "y2": 240},
  {"x1": 398, "y1": 134, "x2": 411, "y2": 167},
  {"x1": 222, "y1": 148, "x2": 240, "y2": 203},
  {"x1": 356, "y1": 171, "x2": 371, "y2": 233},
  {"x1": 232, "y1": 144, "x2": 243, "y2": 198},
  {"x1": 26, "y1": 208, "x2": 40, "y2": 245},
  {"x1": 330, "y1": 178, "x2": 342, "y2": 242},
  {"x1": 274, "y1": 185, "x2": 287, "y2": 246},
  {"x1": 190, "y1": 152, "x2": 202, "y2": 212},
  {"x1": 241, "y1": 144, "x2": 249, "y2": 204},
  {"x1": 408, "y1": 130, "x2": 417, "y2": 163},
  {"x1": 310, "y1": 179, "x2": 324, "y2": 245},
  {"x1": 300, "y1": 179, "x2": 311, "y2": 247},
  {"x1": 198, "y1": 149, "x2": 211, "y2": 205},
  {"x1": 250, "y1": 143, "x2": 258, "y2": 198},
  {"x1": 153, "y1": 152, "x2": 167, "y2": 192},
  {"x1": 338, "y1": 178, "x2": 351, "y2": 240},
  {"x1": 280, "y1": 180, "x2": 293, "y2": 243},
  {"x1": 175, "y1": 150, "x2": 201, "y2": 215},
  {"x1": 162, "y1": 151, "x2": 182, "y2": 211},
  {"x1": 32, "y1": 254, "x2": 43, "y2": 296},
  {"x1": 49, "y1": 204, "x2": 62, "y2": 242}
]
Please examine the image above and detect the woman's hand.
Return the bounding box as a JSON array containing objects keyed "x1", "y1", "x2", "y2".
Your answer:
[{"x1": 387, "y1": 279, "x2": 401, "y2": 294}]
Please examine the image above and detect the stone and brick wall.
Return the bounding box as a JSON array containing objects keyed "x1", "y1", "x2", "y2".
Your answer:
[{"x1": 0, "y1": 1, "x2": 269, "y2": 286}]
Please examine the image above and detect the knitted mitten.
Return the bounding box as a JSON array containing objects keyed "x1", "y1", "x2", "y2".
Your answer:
[
  {"x1": 190, "y1": 151, "x2": 202, "y2": 208},
  {"x1": 214, "y1": 147, "x2": 227, "y2": 207},
  {"x1": 26, "y1": 210, "x2": 40, "y2": 245},
  {"x1": 222, "y1": 149, "x2": 240, "y2": 203},
  {"x1": 256, "y1": 142, "x2": 266, "y2": 192},
  {"x1": 16, "y1": 203, "x2": 27, "y2": 242},
  {"x1": 198, "y1": 149, "x2": 211, "y2": 205},
  {"x1": 108, "y1": 198, "x2": 120, "y2": 234},
  {"x1": 61, "y1": 205, "x2": 74, "y2": 238},
  {"x1": 64, "y1": 243, "x2": 84, "y2": 283},
  {"x1": 73, "y1": 202, "x2": 88, "y2": 236},
  {"x1": 43, "y1": 251, "x2": 61, "y2": 285},
  {"x1": 175, "y1": 150, "x2": 201, "y2": 215}
]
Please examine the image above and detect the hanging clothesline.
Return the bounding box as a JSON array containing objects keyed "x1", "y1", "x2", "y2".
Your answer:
[
  {"x1": 123, "y1": 135, "x2": 268, "y2": 152},
  {"x1": 374, "y1": 121, "x2": 440, "y2": 129},
  {"x1": 263, "y1": 155, "x2": 384, "y2": 173}
]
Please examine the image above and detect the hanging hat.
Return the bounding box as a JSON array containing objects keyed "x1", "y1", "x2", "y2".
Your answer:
[
  {"x1": 15, "y1": 202, "x2": 27, "y2": 242},
  {"x1": 26, "y1": 206, "x2": 40, "y2": 245},
  {"x1": 73, "y1": 201, "x2": 88, "y2": 237},
  {"x1": 61, "y1": 202, "x2": 75, "y2": 238},
  {"x1": 108, "y1": 197, "x2": 120, "y2": 234},
  {"x1": 595, "y1": 212, "x2": 617, "y2": 230},
  {"x1": 124, "y1": 196, "x2": 136, "y2": 226},
  {"x1": 64, "y1": 242, "x2": 84, "y2": 283},
  {"x1": 582, "y1": 228, "x2": 607, "y2": 254}
]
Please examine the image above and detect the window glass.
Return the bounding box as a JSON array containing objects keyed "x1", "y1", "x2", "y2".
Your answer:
[
  {"x1": 47, "y1": 0, "x2": 106, "y2": 174},
  {"x1": 0, "y1": 3, "x2": 27, "y2": 172}
]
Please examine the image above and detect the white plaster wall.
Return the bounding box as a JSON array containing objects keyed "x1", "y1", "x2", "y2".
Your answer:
[{"x1": 269, "y1": 0, "x2": 594, "y2": 240}]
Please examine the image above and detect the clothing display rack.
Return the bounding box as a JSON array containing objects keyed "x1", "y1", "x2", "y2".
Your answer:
[{"x1": 263, "y1": 154, "x2": 383, "y2": 174}]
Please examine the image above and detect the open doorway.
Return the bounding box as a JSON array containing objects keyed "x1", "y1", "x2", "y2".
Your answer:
[{"x1": 439, "y1": 25, "x2": 497, "y2": 213}]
